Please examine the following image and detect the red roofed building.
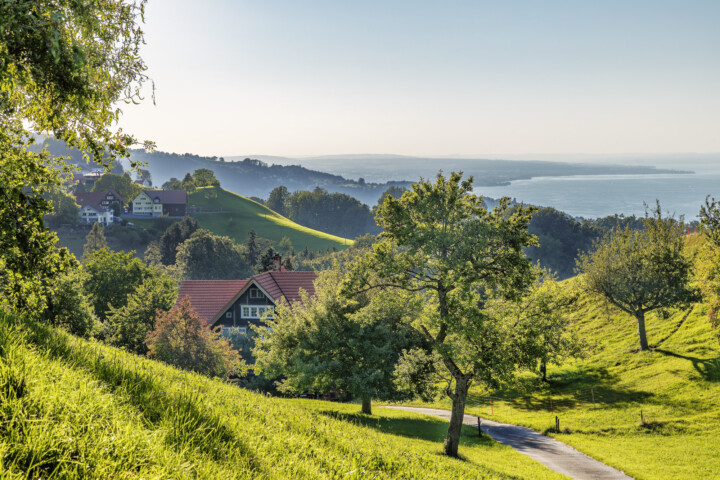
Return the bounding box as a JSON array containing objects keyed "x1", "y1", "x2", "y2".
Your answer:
[
  {"x1": 74, "y1": 189, "x2": 123, "y2": 224},
  {"x1": 175, "y1": 255, "x2": 316, "y2": 336}
]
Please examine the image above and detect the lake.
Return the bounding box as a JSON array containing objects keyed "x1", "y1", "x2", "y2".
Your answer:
[{"x1": 475, "y1": 171, "x2": 720, "y2": 220}]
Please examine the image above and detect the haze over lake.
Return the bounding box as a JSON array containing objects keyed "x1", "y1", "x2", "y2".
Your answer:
[{"x1": 256, "y1": 154, "x2": 719, "y2": 220}]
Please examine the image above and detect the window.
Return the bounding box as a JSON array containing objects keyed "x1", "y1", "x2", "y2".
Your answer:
[
  {"x1": 249, "y1": 288, "x2": 263, "y2": 299},
  {"x1": 226, "y1": 311, "x2": 232, "y2": 318},
  {"x1": 241, "y1": 305, "x2": 274, "y2": 319},
  {"x1": 220, "y1": 326, "x2": 246, "y2": 337}
]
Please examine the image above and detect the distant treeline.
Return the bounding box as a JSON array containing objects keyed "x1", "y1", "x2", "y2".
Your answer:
[
  {"x1": 525, "y1": 208, "x2": 650, "y2": 279},
  {"x1": 264, "y1": 186, "x2": 383, "y2": 239}
]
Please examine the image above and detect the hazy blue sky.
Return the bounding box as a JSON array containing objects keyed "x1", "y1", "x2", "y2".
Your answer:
[{"x1": 120, "y1": 0, "x2": 720, "y2": 157}]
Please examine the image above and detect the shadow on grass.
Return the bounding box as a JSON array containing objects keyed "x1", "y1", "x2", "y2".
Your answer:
[
  {"x1": 487, "y1": 365, "x2": 654, "y2": 411},
  {"x1": 316, "y1": 409, "x2": 495, "y2": 449},
  {"x1": 655, "y1": 349, "x2": 720, "y2": 382}
]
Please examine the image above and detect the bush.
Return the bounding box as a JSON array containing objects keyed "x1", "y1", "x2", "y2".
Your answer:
[{"x1": 146, "y1": 297, "x2": 241, "y2": 378}]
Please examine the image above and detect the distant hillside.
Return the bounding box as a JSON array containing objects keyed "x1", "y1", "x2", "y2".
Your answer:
[
  {"x1": 129, "y1": 150, "x2": 407, "y2": 206},
  {"x1": 184, "y1": 186, "x2": 352, "y2": 251},
  {"x1": 230, "y1": 154, "x2": 692, "y2": 186}
]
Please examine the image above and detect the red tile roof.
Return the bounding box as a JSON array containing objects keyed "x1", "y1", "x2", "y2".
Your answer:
[
  {"x1": 176, "y1": 280, "x2": 248, "y2": 323},
  {"x1": 252, "y1": 271, "x2": 317, "y2": 304},
  {"x1": 74, "y1": 189, "x2": 122, "y2": 211},
  {"x1": 176, "y1": 271, "x2": 317, "y2": 323}
]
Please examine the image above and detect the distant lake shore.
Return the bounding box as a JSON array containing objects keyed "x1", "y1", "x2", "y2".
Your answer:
[{"x1": 476, "y1": 171, "x2": 719, "y2": 220}]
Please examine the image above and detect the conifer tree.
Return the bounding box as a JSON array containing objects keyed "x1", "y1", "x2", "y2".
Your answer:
[{"x1": 83, "y1": 223, "x2": 108, "y2": 259}]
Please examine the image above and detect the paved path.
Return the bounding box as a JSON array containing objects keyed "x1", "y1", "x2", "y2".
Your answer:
[{"x1": 385, "y1": 406, "x2": 633, "y2": 480}]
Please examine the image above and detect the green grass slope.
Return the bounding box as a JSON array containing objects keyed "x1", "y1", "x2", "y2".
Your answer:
[
  {"x1": 137, "y1": 186, "x2": 352, "y2": 252},
  {"x1": 405, "y1": 271, "x2": 720, "y2": 480},
  {"x1": 0, "y1": 311, "x2": 565, "y2": 480}
]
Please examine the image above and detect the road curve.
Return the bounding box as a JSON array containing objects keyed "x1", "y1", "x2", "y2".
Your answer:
[{"x1": 385, "y1": 406, "x2": 633, "y2": 480}]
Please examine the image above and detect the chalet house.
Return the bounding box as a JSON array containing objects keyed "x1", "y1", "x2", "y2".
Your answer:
[
  {"x1": 176, "y1": 256, "x2": 316, "y2": 337},
  {"x1": 74, "y1": 189, "x2": 123, "y2": 225},
  {"x1": 131, "y1": 190, "x2": 187, "y2": 217}
]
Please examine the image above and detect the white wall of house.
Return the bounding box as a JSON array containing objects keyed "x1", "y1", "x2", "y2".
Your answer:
[{"x1": 79, "y1": 205, "x2": 113, "y2": 224}]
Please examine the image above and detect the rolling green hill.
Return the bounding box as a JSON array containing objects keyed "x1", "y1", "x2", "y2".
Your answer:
[
  {"x1": 134, "y1": 186, "x2": 353, "y2": 253},
  {"x1": 404, "y1": 236, "x2": 720, "y2": 479},
  {"x1": 0, "y1": 310, "x2": 565, "y2": 479}
]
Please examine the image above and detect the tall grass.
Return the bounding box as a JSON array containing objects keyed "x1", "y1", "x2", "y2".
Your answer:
[{"x1": 0, "y1": 310, "x2": 564, "y2": 479}]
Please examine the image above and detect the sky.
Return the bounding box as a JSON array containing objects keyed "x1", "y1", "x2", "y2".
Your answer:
[{"x1": 120, "y1": 0, "x2": 720, "y2": 158}]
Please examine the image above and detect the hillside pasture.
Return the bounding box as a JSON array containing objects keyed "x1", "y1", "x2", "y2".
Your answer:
[
  {"x1": 0, "y1": 310, "x2": 565, "y2": 479},
  {"x1": 397, "y1": 277, "x2": 720, "y2": 480}
]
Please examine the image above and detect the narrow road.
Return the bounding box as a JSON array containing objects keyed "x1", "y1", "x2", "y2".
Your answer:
[{"x1": 385, "y1": 406, "x2": 633, "y2": 480}]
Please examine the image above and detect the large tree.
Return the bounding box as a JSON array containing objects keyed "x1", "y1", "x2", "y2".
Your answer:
[
  {"x1": 345, "y1": 172, "x2": 546, "y2": 457},
  {"x1": 106, "y1": 274, "x2": 177, "y2": 354},
  {"x1": 254, "y1": 268, "x2": 425, "y2": 415},
  {"x1": 266, "y1": 186, "x2": 289, "y2": 216},
  {"x1": 83, "y1": 248, "x2": 154, "y2": 321},
  {"x1": 176, "y1": 230, "x2": 251, "y2": 280},
  {"x1": 699, "y1": 196, "x2": 720, "y2": 340},
  {"x1": 0, "y1": 0, "x2": 151, "y2": 314},
  {"x1": 578, "y1": 204, "x2": 698, "y2": 351},
  {"x1": 159, "y1": 216, "x2": 199, "y2": 265},
  {"x1": 91, "y1": 173, "x2": 142, "y2": 207},
  {"x1": 44, "y1": 188, "x2": 80, "y2": 228},
  {"x1": 191, "y1": 168, "x2": 220, "y2": 188}
]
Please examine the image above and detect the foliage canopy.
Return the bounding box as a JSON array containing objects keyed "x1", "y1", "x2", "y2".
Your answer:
[
  {"x1": 578, "y1": 203, "x2": 698, "y2": 351},
  {"x1": 345, "y1": 172, "x2": 566, "y2": 457}
]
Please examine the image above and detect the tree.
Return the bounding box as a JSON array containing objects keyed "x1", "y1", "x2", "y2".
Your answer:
[
  {"x1": 43, "y1": 267, "x2": 96, "y2": 338},
  {"x1": 44, "y1": 188, "x2": 80, "y2": 227},
  {"x1": 256, "y1": 247, "x2": 277, "y2": 273},
  {"x1": 176, "y1": 230, "x2": 251, "y2": 280},
  {"x1": 696, "y1": 196, "x2": 720, "y2": 341},
  {"x1": 578, "y1": 203, "x2": 698, "y2": 351},
  {"x1": 159, "y1": 216, "x2": 199, "y2": 265},
  {"x1": 486, "y1": 271, "x2": 583, "y2": 382},
  {"x1": 0, "y1": 1, "x2": 151, "y2": 315},
  {"x1": 146, "y1": 297, "x2": 241, "y2": 378},
  {"x1": 266, "y1": 186, "x2": 289, "y2": 216},
  {"x1": 374, "y1": 185, "x2": 406, "y2": 213},
  {"x1": 344, "y1": 172, "x2": 541, "y2": 457},
  {"x1": 254, "y1": 268, "x2": 424, "y2": 414},
  {"x1": 91, "y1": 173, "x2": 142, "y2": 207},
  {"x1": 106, "y1": 274, "x2": 177, "y2": 354},
  {"x1": 84, "y1": 248, "x2": 154, "y2": 321},
  {"x1": 277, "y1": 236, "x2": 294, "y2": 255},
  {"x1": 244, "y1": 229, "x2": 261, "y2": 267},
  {"x1": 83, "y1": 223, "x2": 108, "y2": 259},
  {"x1": 191, "y1": 168, "x2": 220, "y2": 188},
  {"x1": 138, "y1": 169, "x2": 152, "y2": 184}
]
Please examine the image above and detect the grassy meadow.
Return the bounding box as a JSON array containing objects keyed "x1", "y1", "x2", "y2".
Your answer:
[
  {"x1": 0, "y1": 310, "x2": 565, "y2": 479},
  {"x1": 396, "y1": 274, "x2": 720, "y2": 480},
  {"x1": 135, "y1": 186, "x2": 353, "y2": 252}
]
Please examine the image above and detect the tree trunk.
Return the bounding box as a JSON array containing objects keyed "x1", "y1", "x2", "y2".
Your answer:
[
  {"x1": 635, "y1": 310, "x2": 650, "y2": 351},
  {"x1": 361, "y1": 396, "x2": 372, "y2": 415},
  {"x1": 540, "y1": 361, "x2": 548, "y2": 382},
  {"x1": 443, "y1": 375, "x2": 469, "y2": 457}
]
